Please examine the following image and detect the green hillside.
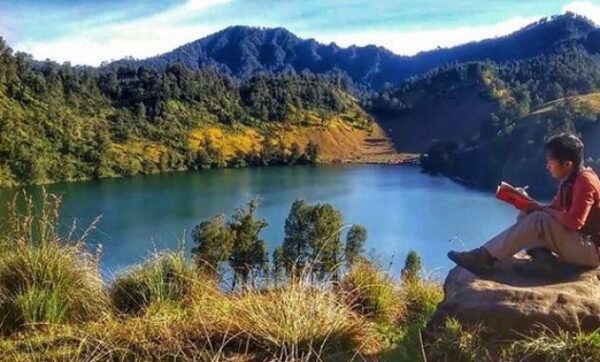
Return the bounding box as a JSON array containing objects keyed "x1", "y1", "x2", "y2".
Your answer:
[
  {"x1": 0, "y1": 39, "x2": 384, "y2": 188},
  {"x1": 370, "y1": 62, "x2": 499, "y2": 152},
  {"x1": 372, "y1": 45, "x2": 600, "y2": 197},
  {"x1": 420, "y1": 89, "x2": 600, "y2": 197}
]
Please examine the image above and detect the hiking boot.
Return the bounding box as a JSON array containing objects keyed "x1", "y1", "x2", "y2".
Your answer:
[
  {"x1": 514, "y1": 248, "x2": 559, "y2": 277},
  {"x1": 447, "y1": 247, "x2": 496, "y2": 276}
]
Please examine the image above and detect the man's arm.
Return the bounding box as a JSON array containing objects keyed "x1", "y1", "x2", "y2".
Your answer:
[
  {"x1": 525, "y1": 193, "x2": 558, "y2": 213},
  {"x1": 543, "y1": 175, "x2": 596, "y2": 230},
  {"x1": 547, "y1": 193, "x2": 561, "y2": 210}
]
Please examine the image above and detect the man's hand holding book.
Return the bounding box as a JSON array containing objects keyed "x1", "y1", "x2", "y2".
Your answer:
[
  {"x1": 523, "y1": 200, "x2": 546, "y2": 214},
  {"x1": 496, "y1": 182, "x2": 554, "y2": 214},
  {"x1": 513, "y1": 185, "x2": 547, "y2": 214},
  {"x1": 496, "y1": 181, "x2": 539, "y2": 212}
]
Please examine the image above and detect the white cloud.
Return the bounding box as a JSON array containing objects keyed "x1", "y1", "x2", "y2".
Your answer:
[
  {"x1": 309, "y1": 16, "x2": 541, "y2": 56},
  {"x1": 562, "y1": 1, "x2": 600, "y2": 25},
  {"x1": 13, "y1": 0, "x2": 600, "y2": 66},
  {"x1": 307, "y1": 0, "x2": 600, "y2": 57},
  {"x1": 18, "y1": 24, "x2": 221, "y2": 65},
  {"x1": 15, "y1": 0, "x2": 231, "y2": 65}
]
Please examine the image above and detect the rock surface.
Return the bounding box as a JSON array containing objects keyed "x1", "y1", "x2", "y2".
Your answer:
[{"x1": 427, "y1": 257, "x2": 600, "y2": 338}]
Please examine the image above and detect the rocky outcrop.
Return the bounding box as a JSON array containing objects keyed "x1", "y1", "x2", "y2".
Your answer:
[{"x1": 426, "y1": 257, "x2": 600, "y2": 338}]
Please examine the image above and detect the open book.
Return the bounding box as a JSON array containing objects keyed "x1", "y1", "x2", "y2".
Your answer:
[{"x1": 496, "y1": 181, "x2": 533, "y2": 211}]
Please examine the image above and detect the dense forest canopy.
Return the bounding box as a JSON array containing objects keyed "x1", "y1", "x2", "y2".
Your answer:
[
  {"x1": 0, "y1": 38, "x2": 369, "y2": 187},
  {"x1": 404, "y1": 46, "x2": 600, "y2": 197}
]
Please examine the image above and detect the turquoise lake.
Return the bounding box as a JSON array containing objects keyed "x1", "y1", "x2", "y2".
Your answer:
[{"x1": 0, "y1": 164, "x2": 524, "y2": 279}]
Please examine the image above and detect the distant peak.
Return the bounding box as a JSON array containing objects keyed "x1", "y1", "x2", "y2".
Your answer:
[
  {"x1": 217, "y1": 25, "x2": 297, "y2": 35},
  {"x1": 523, "y1": 11, "x2": 597, "y2": 32}
]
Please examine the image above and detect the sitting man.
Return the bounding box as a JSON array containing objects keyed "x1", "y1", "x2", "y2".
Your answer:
[{"x1": 448, "y1": 133, "x2": 600, "y2": 276}]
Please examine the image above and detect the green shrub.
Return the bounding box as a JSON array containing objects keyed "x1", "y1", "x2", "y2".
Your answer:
[
  {"x1": 341, "y1": 261, "x2": 403, "y2": 324},
  {"x1": 110, "y1": 250, "x2": 196, "y2": 315},
  {"x1": 401, "y1": 250, "x2": 422, "y2": 282},
  {"x1": 0, "y1": 191, "x2": 106, "y2": 334},
  {"x1": 400, "y1": 278, "x2": 443, "y2": 327}
]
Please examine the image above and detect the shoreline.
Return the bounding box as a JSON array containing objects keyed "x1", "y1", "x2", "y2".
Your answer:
[
  {"x1": 323, "y1": 152, "x2": 421, "y2": 166},
  {"x1": 0, "y1": 153, "x2": 422, "y2": 190}
]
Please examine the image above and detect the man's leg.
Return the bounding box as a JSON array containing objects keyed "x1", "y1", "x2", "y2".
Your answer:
[
  {"x1": 483, "y1": 210, "x2": 544, "y2": 260},
  {"x1": 516, "y1": 210, "x2": 527, "y2": 223},
  {"x1": 515, "y1": 211, "x2": 546, "y2": 254},
  {"x1": 483, "y1": 211, "x2": 599, "y2": 268}
]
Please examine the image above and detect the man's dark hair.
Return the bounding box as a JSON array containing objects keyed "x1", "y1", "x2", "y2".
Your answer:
[{"x1": 544, "y1": 133, "x2": 584, "y2": 166}]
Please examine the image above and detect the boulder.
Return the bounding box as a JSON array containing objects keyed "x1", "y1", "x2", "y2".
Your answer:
[{"x1": 426, "y1": 257, "x2": 600, "y2": 338}]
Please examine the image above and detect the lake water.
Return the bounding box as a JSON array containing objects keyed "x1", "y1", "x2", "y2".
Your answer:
[{"x1": 0, "y1": 164, "x2": 524, "y2": 279}]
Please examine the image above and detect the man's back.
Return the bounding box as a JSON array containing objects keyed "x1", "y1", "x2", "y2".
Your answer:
[{"x1": 551, "y1": 167, "x2": 600, "y2": 242}]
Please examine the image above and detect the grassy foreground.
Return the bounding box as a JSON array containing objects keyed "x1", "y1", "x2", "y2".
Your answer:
[
  {"x1": 1, "y1": 193, "x2": 599, "y2": 361},
  {"x1": 0, "y1": 192, "x2": 442, "y2": 361}
]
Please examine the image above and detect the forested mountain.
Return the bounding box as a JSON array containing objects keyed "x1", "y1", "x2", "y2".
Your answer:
[
  {"x1": 107, "y1": 13, "x2": 599, "y2": 90},
  {"x1": 0, "y1": 38, "x2": 373, "y2": 187},
  {"x1": 3, "y1": 12, "x2": 600, "y2": 192},
  {"x1": 377, "y1": 45, "x2": 600, "y2": 197}
]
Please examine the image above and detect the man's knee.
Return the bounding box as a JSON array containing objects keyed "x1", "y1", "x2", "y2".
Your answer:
[
  {"x1": 525, "y1": 210, "x2": 552, "y2": 221},
  {"x1": 521, "y1": 210, "x2": 557, "y2": 229}
]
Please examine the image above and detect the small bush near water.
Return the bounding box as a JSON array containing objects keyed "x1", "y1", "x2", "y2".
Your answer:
[
  {"x1": 110, "y1": 250, "x2": 199, "y2": 315},
  {"x1": 0, "y1": 191, "x2": 107, "y2": 335},
  {"x1": 340, "y1": 261, "x2": 404, "y2": 324}
]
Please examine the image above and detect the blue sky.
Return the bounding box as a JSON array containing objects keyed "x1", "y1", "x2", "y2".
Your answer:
[{"x1": 1, "y1": 0, "x2": 599, "y2": 65}]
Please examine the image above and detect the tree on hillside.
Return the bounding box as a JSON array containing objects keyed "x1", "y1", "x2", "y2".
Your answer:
[
  {"x1": 279, "y1": 200, "x2": 365, "y2": 281},
  {"x1": 271, "y1": 246, "x2": 285, "y2": 286},
  {"x1": 281, "y1": 199, "x2": 313, "y2": 277},
  {"x1": 259, "y1": 138, "x2": 275, "y2": 166},
  {"x1": 191, "y1": 214, "x2": 234, "y2": 274},
  {"x1": 228, "y1": 199, "x2": 269, "y2": 289},
  {"x1": 308, "y1": 203, "x2": 343, "y2": 280},
  {"x1": 288, "y1": 142, "x2": 303, "y2": 164},
  {"x1": 401, "y1": 250, "x2": 422, "y2": 282},
  {"x1": 305, "y1": 140, "x2": 320, "y2": 163},
  {"x1": 345, "y1": 225, "x2": 367, "y2": 266}
]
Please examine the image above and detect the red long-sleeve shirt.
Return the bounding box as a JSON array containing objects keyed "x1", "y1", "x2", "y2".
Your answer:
[{"x1": 544, "y1": 168, "x2": 600, "y2": 243}]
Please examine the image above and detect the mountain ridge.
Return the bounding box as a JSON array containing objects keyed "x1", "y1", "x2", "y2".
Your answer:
[
  {"x1": 2, "y1": 12, "x2": 600, "y2": 191},
  {"x1": 104, "y1": 12, "x2": 599, "y2": 89}
]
